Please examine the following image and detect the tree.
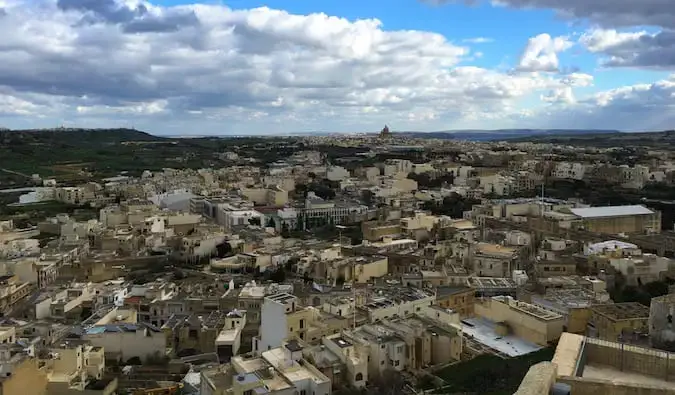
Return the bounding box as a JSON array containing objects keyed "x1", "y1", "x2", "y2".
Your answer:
[
  {"x1": 215, "y1": 241, "x2": 233, "y2": 258},
  {"x1": 361, "y1": 190, "x2": 375, "y2": 206},
  {"x1": 270, "y1": 266, "x2": 286, "y2": 282},
  {"x1": 372, "y1": 369, "x2": 406, "y2": 395}
]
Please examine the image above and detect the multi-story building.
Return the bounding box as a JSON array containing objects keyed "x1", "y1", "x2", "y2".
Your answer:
[
  {"x1": 360, "y1": 287, "x2": 436, "y2": 323},
  {"x1": 0, "y1": 275, "x2": 31, "y2": 314},
  {"x1": 162, "y1": 311, "x2": 228, "y2": 358},
  {"x1": 588, "y1": 302, "x2": 650, "y2": 342},
  {"x1": 45, "y1": 342, "x2": 109, "y2": 394},
  {"x1": 298, "y1": 193, "x2": 368, "y2": 230},
  {"x1": 471, "y1": 243, "x2": 519, "y2": 277},
  {"x1": 435, "y1": 286, "x2": 475, "y2": 318},
  {"x1": 552, "y1": 162, "x2": 586, "y2": 180},
  {"x1": 215, "y1": 310, "x2": 247, "y2": 361},
  {"x1": 648, "y1": 293, "x2": 675, "y2": 350},
  {"x1": 201, "y1": 342, "x2": 331, "y2": 395},
  {"x1": 254, "y1": 293, "x2": 316, "y2": 353},
  {"x1": 361, "y1": 220, "x2": 401, "y2": 242},
  {"x1": 569, "y1": 205, "x2": 661, "y2": 235},
  {"x1": 0, "y1": 344, "x2": 49, "y2": 395},
  {"x1": 314, "y1": 255, "x2": 388, "y2": 284},
  {"x1": 475, "y1": 295, "x2": 565, "y2": 346},
  {"x1": 82, "y1": 322, "x2": 165, "y2": 363}
]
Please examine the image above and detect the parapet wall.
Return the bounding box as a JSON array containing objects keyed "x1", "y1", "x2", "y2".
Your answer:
[
  {"x1": 561, "y1": 376, "x2": 675, "y2": 395},
  {"x1": 514, "y1": 362, "x2": 557, "y2": 395},
  {"x1": 584, "y1": 339, "x2": 675, "y2": 382}
]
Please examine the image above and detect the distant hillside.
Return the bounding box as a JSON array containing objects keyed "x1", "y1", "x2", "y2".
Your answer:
[
  {"x1": 398, "y1": 129, "x2": 620, "y2": 141},
  {"x1": 0, "y1": 128, "x2": 193, "y2": 181},
  {"x1": 508, "y1": 129, "x2": 675, "y2": 147},
  {"x1": 0, "y1": 128, "x2": 163, "y2": 145}
]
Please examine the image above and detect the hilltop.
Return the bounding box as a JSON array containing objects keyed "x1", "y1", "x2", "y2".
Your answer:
[
  {"x1": 0, "y1": 128, "x2": 162, "y2": 144},
  {"x1": 398, "y1": 129, "x2": 620, "y2": 141},
  {"x1": 0, "y1": 128, "x2": 202, "y2": 183},
  {"x1": 508, "y1": 130, "x2": 675, "y2": 147}
]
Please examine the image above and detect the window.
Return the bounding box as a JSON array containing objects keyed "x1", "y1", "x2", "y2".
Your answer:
[
  {"x1": 300, "y1": 391, "x2": 307, "y2": 395},
  {"x1": 355, "y1": 373, "x2": 363, "y2": 381},
  {"x1": 243, "y1": 391, "x2": 253, "y2": 395},
  {"x1": 300, "y1": 319, "x2": 305, "y2": 329},
  {"x1": 394, "y1": 360, "x2": 400, "y2": 367}
]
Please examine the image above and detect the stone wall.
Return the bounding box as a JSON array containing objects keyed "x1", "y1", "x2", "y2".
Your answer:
[
  {"x1": 585, "y1": 340, "x2": 675, "y2": 382},
  {"x1": 561, "y1": 377, "x2": 675, "y2": 395}
]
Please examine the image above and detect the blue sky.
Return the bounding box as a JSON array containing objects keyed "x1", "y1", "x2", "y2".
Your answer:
[{"x1": 0, "y1": 0, "x2": 673, "y2": 134}]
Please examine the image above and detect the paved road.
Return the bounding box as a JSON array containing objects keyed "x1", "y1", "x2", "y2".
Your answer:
[{"x1": 0, "y1": 168, "x2": 31, "y2": 178}]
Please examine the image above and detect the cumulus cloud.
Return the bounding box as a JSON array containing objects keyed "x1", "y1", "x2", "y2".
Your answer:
[
  {"x1": 426, "y1": 0, "x2": 675, "y2": 74},
  {"x1": 580, "y1": 29, "x2": 675, "y2": 69},
  {"x1": 0, "y1": 0, "x2": 671, "y2": 133},
  {"x1": 463, "y1": 37, "x2": 494, "y2": 43},
  {"x1": 537, "y1": 75, "x2": 675, "y2": 131},
  {"x1": 517, "y1": 33, "x2": 573, "y2": 72},
  {"x1": 425, "y1": 0, "x2": 675, "y2": 29}
]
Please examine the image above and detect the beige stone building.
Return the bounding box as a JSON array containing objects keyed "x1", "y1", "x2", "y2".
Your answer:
[
  {"x1": 569, "y1": 205, "x2": 661, "y2": 235},
  {"x1": 524, "y1": 332, "x2": 675, "y2": 395},
  {"x1": 589, "y1": 302, "x2": 650, "y2": 342},
  {"x1": 435, "y1": 286, "x2": 475, "y2": 318},
  {"x1": 475, "y1": 295, "x2": 565, "y2": 346},
  {"x1": 361, "y1": 220, "x2": 401, "y2": 242}
]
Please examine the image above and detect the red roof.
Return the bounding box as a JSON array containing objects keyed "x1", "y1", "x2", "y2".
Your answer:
[{"x1": 124, "y1": 296, "x2": 143, "y2": 305}]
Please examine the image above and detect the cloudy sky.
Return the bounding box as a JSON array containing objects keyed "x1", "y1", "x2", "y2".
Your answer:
[{"x1": 1, "y1": 0, "x2": 674, "y2": 135}]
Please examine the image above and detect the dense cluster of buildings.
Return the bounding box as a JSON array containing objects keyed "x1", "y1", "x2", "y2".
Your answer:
[{"x1": 0, "y1": 133, "x2": 675, "y2": 394}]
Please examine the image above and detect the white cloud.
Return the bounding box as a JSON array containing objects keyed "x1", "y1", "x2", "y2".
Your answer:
[
  {"x1": 580, "y1": 29, "x2": 675, "y2": 69},
  {"x1": 517, "y1": 33, "x2": 573, "y2": 72},
  {"x1": 0, "y1": 0, "x2": 671, "y2": 133},
  {"x1": 463, "y1": 37, "x2": 494, "y2": 43},
  {"x1": 428, "y1": 0, "x2": 675, "y2": 29},
  {"x1": 428, "y1": 0, "x2": 675, "y2": 69}
]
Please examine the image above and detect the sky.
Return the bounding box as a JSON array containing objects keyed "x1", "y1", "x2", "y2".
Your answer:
[{"x1": 0, "y1": 0, "x2": 674, "y2": 135}]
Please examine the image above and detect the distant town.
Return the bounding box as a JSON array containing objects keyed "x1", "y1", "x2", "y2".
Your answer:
[{"x1": 0, "y1": 126, "x2": 674, "y2": 395}]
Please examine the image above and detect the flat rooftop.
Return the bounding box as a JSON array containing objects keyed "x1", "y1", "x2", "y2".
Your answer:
[
  {"x1": 554, "y1": 333, "x2": 675, "y2": 390},
  {"x1": 591, "y1": 302, "x2": 649, "y2": 321},
  {"x1": 266, "y1": 293, "x2": 297, "y2": 304},
  {"x1": 216, "y1": 328, "x2": 240, "y2": 344},
  {"x1": 582, "y1": 364, "x2": 673, "y2": 388},
  {"x1": 263, "y1": 348, "x2": 329, "y2": 385},
  {"x1": 493, "y1": 296, "x2": 563, "y2": 321},
  {"x1": 363, "y1": 287, "x2": 434, "y2": 310},
  {"x1": 570, "y1": 205, "x2": 654, "y2": 219},
  {"x1": 436, "y1": 286, "x2": 474, "y2": 298},
  {"x1": 461, "y1": 317, "x2": 543, "y2": 357},
  {"x1": 476, "y1": 243, "x2": 517, "y2": 256},
  {"x1": 468, "y1": 277, "x2": 517, "y2": 289},
  {"x1": 331, "y1": 337, "x2": 353, "y2": 348}
]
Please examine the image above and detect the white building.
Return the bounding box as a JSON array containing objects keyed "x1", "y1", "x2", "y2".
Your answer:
[
  {"x1": 326, "y1": 166, "x2": 351, "y2": 182},
  {"x1": 83, "y1": 323, "x2": 166, "y2": 363},
  {"x1": 552, "y1": 162, "x2": 586, "y2": 180},
  {"x1": 254, "y1": 293, "x2": 299, "y2": 354},
  {"x1": 216, "y1": 310, "x2": 247, "y2": 361}
]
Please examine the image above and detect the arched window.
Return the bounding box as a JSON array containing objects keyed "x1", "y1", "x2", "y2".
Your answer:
[{"x1": 355, "y1": 373, "x2": 363, "y2": 381}]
